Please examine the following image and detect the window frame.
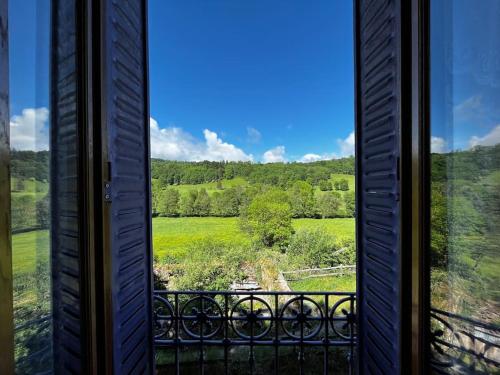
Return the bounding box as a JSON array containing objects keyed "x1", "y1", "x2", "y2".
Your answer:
[{"x1": 0, "y1": 0, "x2": 15, "y2": 372}]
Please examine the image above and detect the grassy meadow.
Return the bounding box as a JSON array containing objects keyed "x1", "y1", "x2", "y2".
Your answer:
[{"x1": 153, "y1": 216, "x2": 355, "y2": 259}]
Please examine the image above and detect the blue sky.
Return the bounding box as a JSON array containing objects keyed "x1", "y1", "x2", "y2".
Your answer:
[
  {"x1": 430, "y1": 0, "x2": 500, "y2": 152},
  {"x1": 8, "y1": 0, "x2": 500, "y2": 158},
  {"x1": 148, "y1": 0, "x2": 355, "y2": 162}
]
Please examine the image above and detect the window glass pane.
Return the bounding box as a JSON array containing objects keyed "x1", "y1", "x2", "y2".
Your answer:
[
  {"x1": 430, "y1": 0, "x2": 500, "y2": 371},
  {"x1": 9, "y1": 0, "x2": 52, "y2": 372}
]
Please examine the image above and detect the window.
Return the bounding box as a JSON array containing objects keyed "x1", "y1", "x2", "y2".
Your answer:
[
  {"x1": 429, "y1": 0, "x2": 500, "y2": 371},
  {"x1": 148, "y1": 1, "x2": 356, "y2": 373},
  {"x1": 9, "y1": 1, "x2": 52, "y2": 372}
]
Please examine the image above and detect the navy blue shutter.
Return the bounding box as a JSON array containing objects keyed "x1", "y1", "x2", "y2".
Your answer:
[
  {"x1": 51, "y1": 0, "x2": 87, "y2": 372},
  {"x1": 355, "y1": 0, "x2": 402, "y2": 373},
  {"x1": 103, "y1": 0, "x2": 154, "y2": 373}
]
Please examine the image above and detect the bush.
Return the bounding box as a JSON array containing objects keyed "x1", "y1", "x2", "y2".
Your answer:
[
  {"x1": 172, "y1": 240, "x2": 250, "y2": 291},
  {"x1": 286, "y1": 230, "x2": 355, "y2": 268}
]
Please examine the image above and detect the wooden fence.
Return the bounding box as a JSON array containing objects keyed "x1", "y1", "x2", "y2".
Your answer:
[{"x1": 282, "y1": 265, "x2": 356, "y2": 281}]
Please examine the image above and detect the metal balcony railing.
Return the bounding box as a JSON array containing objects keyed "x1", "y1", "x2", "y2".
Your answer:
[
  {"x1": 430, "y1": 308, "x2": 500, "y2": 374},
  {"x1": 153, "y1": 290, "x2": 356, "y2": 373}
]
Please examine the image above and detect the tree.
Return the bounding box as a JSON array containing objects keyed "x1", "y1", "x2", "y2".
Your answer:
[
  {"x1": 317, "y1": 191, "x2": 342, "y2": 218},
  {"x1": 194, "y1": 188, "x2": 211, "y2": 216},
  {"x1": 36, "y1": 194, "x2": 50, "y2": 229},
  {"x1": 179, "y1": 190, "x2": 197, "y2": 216},
  {"x1": 158, "y1": 188, "x2": 180, "y2": 217},
  {"x1": 319, "y1": 179, "x2": 332, "y2": 191},
  {"x1": 211, "y1": 188, "x2": 240, "y2": 217},
  {"x1": 344, "y1": 190, "x2": 355, "y2": 217},
  {"x1": 288, "y1": 181, "x2": 316, "y2": 218},
  {"x1": 240, "y1": 189, "x2": 293, "y2": 249},
  {"x1": 334, "y1": 178, "x2": 349, "y2": 191}
]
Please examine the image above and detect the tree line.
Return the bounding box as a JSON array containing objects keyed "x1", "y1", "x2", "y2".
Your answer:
[
  {"x1": 153, "y1": 181, "x2": 355, "y2": 219},
  {"x1": 151, "y1": 157, "x2": 355, "y2": 187}
]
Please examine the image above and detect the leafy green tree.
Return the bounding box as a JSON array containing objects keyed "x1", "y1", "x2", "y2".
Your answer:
[
  {"x1": 317, "y1": 191, "x2": 342, "y2": 218},
  {"x1": 335, "y1": 178, "x2": 349, "y2": 191},
  {"x1": 11, "y1": 195, "x2": 37, "y2": 230},
  {"x1": 240, "y1": 188, "x2": 293, "y2": 248},
  {"x1": 194, "y1": 188, "x2": 211, "y2": 216},
  {"x1": 288, "y1": 181, "x2": 316, "y2": 218},
  {"x1": 344, "y1": 190, "x2": 355, "y2": 217},
  {"x1": 318, "y1": 179, "x2": 332, "y2": 191},
  {"x1": 211, "y1": 188, "x2": 240, "y2": 217},
  {"x1": 158, "y1": 188, "x2": 180, "y2": 217},
  {"x1": 36, "y1": 194, "x2": 50, "y2": 229},
  {"x1": 179, "y1": 189, "x2": 198, "y2": 216}
]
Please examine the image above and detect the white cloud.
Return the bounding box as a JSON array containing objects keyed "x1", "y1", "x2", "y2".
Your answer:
[
  {"x1": 10, "y1": 107, "x2": 50, "y2": 151},
  {"x1": 246, "y1": 126, "x2": 261, "y2": 143},
  {"x1": 469, "y1": 124, "x2": 500, "y2": 148},
  {"x1": 150, "y1": 117, "x2": 253, "y2": 161},
  {"x1": 300, "y1": 153, "x2": 322, "y2": 163},
  {"x1": 431, "y1": 136, "x2": 447, "y2": 153},
  {"x1": 299, "y1": 152, "x2": 338, "y2": 163},
  {"x1": 336, "y1": 131, "x2": 355, "y2": 157},
  {"x1": 262, "y1": 146, "x2": 286, "y2": 163}
]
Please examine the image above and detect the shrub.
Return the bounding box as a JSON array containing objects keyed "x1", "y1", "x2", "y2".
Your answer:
[
  {"x1": 286, "y1": 229, "x2": 355, "y2": 268},
  {"x1": 172, "y1": 240, "x2": 250, "y2": 291}
]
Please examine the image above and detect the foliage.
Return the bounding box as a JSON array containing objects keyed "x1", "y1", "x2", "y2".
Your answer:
[
  {"x1": 288, "y1": 181, "x2": 316, "y2": 218},
  {"x1": 171, "y1": 239, "x2": 250, "y2": 291},
  {"x1": 240, "y1": 188, "x2": 294, "y2": 249},
  {"x1": 344, "y1": 190, "x2": 355, "y2": 217},
  {"x1": 157, "y1": 188, "x2": 180, "y2": 217},
  {"x1": 318, "y1": 179, "x2": 332, "y2": 191},
  {"x1": 334, "y1": 178, "x2": 349, "y2": 191},
  {"x1": 286, "y1": 229, "x2": 355, "y2": 268},
  {"x1": 151, "y1": 157, "x2": 355, "y2": 187},
  {"x1": 210, "y1": 187, "x2": 241, "y2": 217},
  {"x1": 179, "y1": 189, "x2": 198, "y2": 216},
  {"x1": 316, "y1": 191, "x2": 342, "y2": 218},
  {"x1": 194, "y1": 188, "x2": 211, "y2": 216}
]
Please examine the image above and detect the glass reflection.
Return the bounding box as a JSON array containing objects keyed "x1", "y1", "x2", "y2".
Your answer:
[
  {"x1": 430, "y1": 0, "x2": 500, "y2": 372},
  {"x1": 9, "y1": 0, "x2": 52, "y2": 372}
]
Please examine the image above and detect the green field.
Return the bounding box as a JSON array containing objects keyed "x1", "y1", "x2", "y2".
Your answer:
[
  {"x1": 153, "y1": 217, "x2": 355, "y2": 259},
  {"x1": 289, "y1": 274, "x2": 356, "y2": 293},
  {"x1": 11, "y1": 217, "x2": 356, "y2": 274}
]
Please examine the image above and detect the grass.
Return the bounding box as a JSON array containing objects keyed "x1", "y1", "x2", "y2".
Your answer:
[
  {"x1": 152, "y1": 217, "x2": 355, "y2": 259},
  {"x1": 12, "y1": 230, "x2": 49, "y2": 277},
  {"x1": 289, "y1": 274, "x2": 356, "y2": 292},
  {"x1": 10, "y1": 217, "x2": 355, "y2": 274}
]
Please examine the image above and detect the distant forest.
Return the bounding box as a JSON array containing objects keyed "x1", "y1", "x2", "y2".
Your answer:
[{"x1": 151, "y1": 157, "x2": 355, "y2": 187}]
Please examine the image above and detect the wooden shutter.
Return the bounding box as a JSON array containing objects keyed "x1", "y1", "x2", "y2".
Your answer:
[
  {"x1": 355, "y1": 0, "x2": 405, "y2": 373},
  {"x1": 51, "y1": 0, "x2": 89, "y2": 372},
  {"x1": 102, "y1": 0, "x2": 154, "y2": 372}
]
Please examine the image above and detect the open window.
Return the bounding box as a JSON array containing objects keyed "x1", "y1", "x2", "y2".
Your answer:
[{"x1": 148, "y1": 1, "x2": 357, "y2": 373}]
